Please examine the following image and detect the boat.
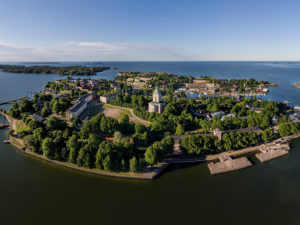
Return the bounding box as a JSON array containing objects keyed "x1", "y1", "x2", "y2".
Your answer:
[{"x1": 294, "y1": 106, "x2": 300, "y2": 111}]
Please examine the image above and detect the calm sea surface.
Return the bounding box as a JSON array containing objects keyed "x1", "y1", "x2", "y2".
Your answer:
[{"x1": 0, "y1": 61, "x2": 300, "y2": 225}]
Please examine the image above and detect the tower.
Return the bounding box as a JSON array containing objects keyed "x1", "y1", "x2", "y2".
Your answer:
[
  {"x1": 153, "y1": 88, "x2": 161, "y2": 103},
  {"x1": 148, "y1": 88, "x2": 165, "y2": 114}
]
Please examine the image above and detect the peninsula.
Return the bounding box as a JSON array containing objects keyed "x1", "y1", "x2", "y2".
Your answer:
[
  {"x1": 0, "y1": 65, "x2": 110, "y2": 76},
  {"x1": 1, "y1": 72, "x2": 299, "y2": 179}
]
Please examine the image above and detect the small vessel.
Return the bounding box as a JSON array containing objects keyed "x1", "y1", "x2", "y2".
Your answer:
[
  {"x1": 283, "y1": 100, "x2": 290, "y2": 104},
  {"x1": 294, "y1": 106, "x2": 300, "y2": 111}
]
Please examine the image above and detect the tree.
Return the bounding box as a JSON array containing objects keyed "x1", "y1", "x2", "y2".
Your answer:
[
  {"x1": 113, "y1": 131, "x2": 123, "y2": 143},
  {"x1": 145, "y1": 146, "x2": 158, "y2": 166},
  {"x1": 129, "y1": 156, "x2": 138, "y2": 172},
  {"x1": 175, "y1": 124, "x2": 185, "y2": 135},
  {"x1": 67, "y1": 135, "x2": 80, "y2": 163},
  {"x1": 138, "y1": 158, "x2": 145, "y2": 171},
  {"x1": 76, "y1": 147, "x2": 92, "y2": 168},
  {"x1": 41, "y1": 107, "x2": 48, "y2": 117},
  {"x1": 46, "y1": 116, "x2": 66, "y2": 130},
  {"x1": 8, "y1": 129, "x2": 14, "y2": 136},
  {"x1": 261, "y1": 128, "x2": 275, "y2": 142},
  {"x1": 121, "y1": 159, "x2": 126, "y2": 171},
  {"x1": 42, "y1": 137, "x2": 54, "y2": 158},
  {"x1": 278, "y1": 123, "x2": 293, "y2": 137},
  {"x1": 103, "y1": 155, "x2": 112, "y2": 171}
]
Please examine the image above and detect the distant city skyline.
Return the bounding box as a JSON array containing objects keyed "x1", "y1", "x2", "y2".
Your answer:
[{"x1": 0, "y1": 0, "x2": 300, "y2": 61}]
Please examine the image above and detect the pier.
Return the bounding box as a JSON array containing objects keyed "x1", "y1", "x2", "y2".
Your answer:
[
  {"x1": 0, "y1": 123, "x2": 9, "y2": 129},
  {"x1": 208, "y1": 153, "x2": 252, "y2": 175},
  {"x1": 0, "y1": 96, "x2": 27, "y2": 105},
  {"x1": 255, "y1": 138, "x2": 292, "y2": 163}
]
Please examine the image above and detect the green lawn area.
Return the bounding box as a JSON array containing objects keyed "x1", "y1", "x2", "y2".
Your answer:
[
  {"x1": 16, "y1": 120, "x2": 30, "y2": 134},
  {"x1": 187, "y1": 128, "x2": 204, "y2": 134}
]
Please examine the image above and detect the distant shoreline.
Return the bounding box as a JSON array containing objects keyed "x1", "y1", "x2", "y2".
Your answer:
[
  {"x1": 0, "y1": 65, "x2": 110, "y2": 76},
  {"x1": 294, "y1": 83, "x2": 300, "y2": 88}
]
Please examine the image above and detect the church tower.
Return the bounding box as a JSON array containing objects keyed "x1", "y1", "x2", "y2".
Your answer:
[
  {"x1": 153, "y1": 88, "x2": 161, "y2": 103},
  {"x1": 148, "y1": 88, "x2": 165, "y2": 114}
]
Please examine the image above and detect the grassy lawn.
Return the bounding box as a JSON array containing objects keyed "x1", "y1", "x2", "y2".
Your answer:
[
  {"x1": 16, "y1": 120, "x2": 30, "y2": 134},
  {"x1": 10, "y1": 136, "x2": 25, "y2": 149},
  {"x1": 187, "y1": 128, "x2": 204, "y2": 134}
]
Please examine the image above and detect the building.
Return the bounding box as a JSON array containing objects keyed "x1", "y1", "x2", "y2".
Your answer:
[
  {"x1": 221, "y1": 113, "x2": 235, "y2": 121},
  {"x1": 272, "y1": 115, "x2": 279, "y2": 125},
  {"x1": 100, "y1": 94, "x2": 116, "y2": 104},
  {"x1": 213, "y1": 128, "x2": 223, "y2": 140},
  {"x1": 289, "y1": 114, "x2": 300, "y2": 123},
  {"x1": 211, "y1": 111, "x2": 225, "y2": 118},
  {"x1": 32, "y1": 113, "x2": 45, "y2": 122},
  {"x1": 148, "y1": 88, "x2": 165, "y2": 114},
  {"x1": 66, "y1": 94, "x2": 93, "y2": 119}
]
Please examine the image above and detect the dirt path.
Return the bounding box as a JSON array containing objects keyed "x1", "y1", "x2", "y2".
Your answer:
[
  {"x1": 0, "y1": 112, "x2": 24, "y2": 146},
  {"x1": 105, "y1": 104, "x2": 150, "y2": 126}
]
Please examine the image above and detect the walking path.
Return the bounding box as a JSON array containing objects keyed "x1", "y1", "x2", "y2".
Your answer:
[{"x1": 105, "y1": 104, "x2": 150, "y2": 126}]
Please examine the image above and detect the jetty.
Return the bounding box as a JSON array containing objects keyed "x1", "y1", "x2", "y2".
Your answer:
[
  {"x1": 0, "y1": 96, "x2": 27, "y2": 105},
  {"x1": 255, "y1": 137, "x2": 293, "y2": 162},
  {"x1": 208, "y1": 153, "x2": 252, "y2": 175},
  {"x1": 0, "y1": 123, "x2": 9, "y2": 129}
]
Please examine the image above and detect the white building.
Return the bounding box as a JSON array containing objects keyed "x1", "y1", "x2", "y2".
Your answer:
[
  {"x1": 66, "y1": 94, "x2": 94, "y2": 119},
  {"x1": 100, "y1": 94, "x2": 116, "y2": 104},
  {"x1": 148, "y1": 88, "x2": 165, "y2": 114}
]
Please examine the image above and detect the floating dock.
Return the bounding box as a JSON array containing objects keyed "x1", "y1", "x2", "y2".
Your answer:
[
  {"x1": 255, "y1": 141, "x2": 290, "y2": 163},
  {"x1": 255, "y1": 150, "x2": 288, "y2": 162},
  {"x1": 208, "y1": 153, "x2": 252, "y2": 175}
]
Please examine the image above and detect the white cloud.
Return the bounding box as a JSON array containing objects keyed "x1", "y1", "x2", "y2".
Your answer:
[{"x1": 0, "y1": 40, "x2": 189, "y2": 61}]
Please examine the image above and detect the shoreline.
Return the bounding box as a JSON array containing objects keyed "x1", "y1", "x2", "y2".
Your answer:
[
  {"x1": 1, "y1": 111, "x2": 299, "y2": 179},
  {"x1": 0, "y1": 111, "x2": 166, "y2": 180},
  {"x1": 294, "y1": 83, "x2": 300, "y2": 89}
]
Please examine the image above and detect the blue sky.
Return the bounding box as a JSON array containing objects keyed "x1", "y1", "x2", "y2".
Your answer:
[{"x1": 0, "y1": 0, "x2": 300, "y2": 61}]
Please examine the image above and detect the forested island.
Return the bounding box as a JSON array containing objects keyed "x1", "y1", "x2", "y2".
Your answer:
[
  {"x1": 0, "y1": 65, "x2": 110, "y2": 76},
  {"x1": 1, "y1": 72, "x2": 299, "y2": 179}
]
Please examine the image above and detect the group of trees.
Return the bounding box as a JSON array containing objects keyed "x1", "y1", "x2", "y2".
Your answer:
[
  {"x1": 180, "y1": 123, "x2": 300, "y2": 155},
  {"x1": 0, "y1": 65, "x2": 110, "y2": 75},
  {"x1": 144, "y1": 137, "x2": 174, "y2": 165},
  {"x1": 8, "y1": 100, "x2": 34, "y2": 118},
  {"x1": 216, "y1": 78, "x2": 271, "y2": 92},
  {"x1": 110, "y1": 93, "x2": 150, "y2": 109},
  {"x1": 19, "y1": 111, "x2": 157, "y2": 173},
  {"x1": 278, "y1": 122, "x2": 300, "y2": 137},
  {"x1": 180, "y1": 131, "x2": 260, "y2": 155},
  {"x1": 115, "y1": 72, "x2": 193, "y2": 90},
  {"x1": 7, "y1": 95, "x2": 72, "y2": 119}
]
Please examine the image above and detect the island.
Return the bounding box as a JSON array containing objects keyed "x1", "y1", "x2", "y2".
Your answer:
[
  {"x1": 0, "y1": 65, "x2": 110, "y2": 76},
  {"x1": 0, "y1": 72, "x2": 299, "y2": 179},
  {"x1": 294, "y1": 83, "x2": 300, "y2": 88}
]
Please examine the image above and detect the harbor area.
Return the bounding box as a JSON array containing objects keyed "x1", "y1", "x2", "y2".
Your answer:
[{"x1": 208, "y1": 153, "x2": 252, "y2": 175}]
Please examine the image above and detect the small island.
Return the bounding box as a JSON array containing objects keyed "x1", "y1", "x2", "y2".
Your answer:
[
  {"x1": 0, "y1": 65, "x2": 110, "y2": 76},
  {"x1": 294, "y1": 83, "x2": 300, "y2": 88},
  {"x1": 1, "y1": 72, "x2": 299, "y2": 179}
]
